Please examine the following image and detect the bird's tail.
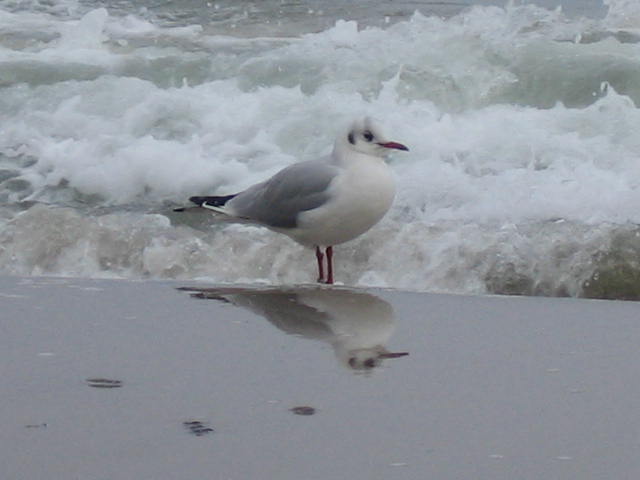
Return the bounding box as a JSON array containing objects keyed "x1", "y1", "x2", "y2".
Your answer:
[{"x1": 173, "y1": 194, "x2": 237, "y2": 213}]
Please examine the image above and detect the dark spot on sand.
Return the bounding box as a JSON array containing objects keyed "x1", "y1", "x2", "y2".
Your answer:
[
  {"x1": 290, "y1": 406, "x2": 316, "y2": 416},
  {"x1": 86, "y1": 378, "x2": 123, "y2": 388},
  {"x1": 183, "y1": 420, "x2": 214, "y2": 436},
  {"x1": 25, "y1": 423, "x2": 47, "y2": 429}
]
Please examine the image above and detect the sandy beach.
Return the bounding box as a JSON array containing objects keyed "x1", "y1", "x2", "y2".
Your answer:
[{"x1": 3, "y1": 275, "x2": 640, "y2": 479}]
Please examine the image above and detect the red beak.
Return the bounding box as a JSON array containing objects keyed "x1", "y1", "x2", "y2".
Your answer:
[{"x1": 378, "y1": 141, "x2": 409, "y2": 151}]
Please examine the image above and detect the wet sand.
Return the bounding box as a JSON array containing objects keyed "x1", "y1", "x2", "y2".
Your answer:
[{"x1": 2, "y1": 275, "x2": 640, "y2": 480}]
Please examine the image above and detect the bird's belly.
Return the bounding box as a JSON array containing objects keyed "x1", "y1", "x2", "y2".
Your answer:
[{"x1": 288, "y1": 165, "x2": 395, "y2": 247}]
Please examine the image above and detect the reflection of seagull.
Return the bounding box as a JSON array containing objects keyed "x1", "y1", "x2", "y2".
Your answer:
[
  {"x1": 180, "y1": 286, "x2": 408, "y2": 371},
  {"x1": 175, "y1": 118, "x2": 408, "y2": 284}
]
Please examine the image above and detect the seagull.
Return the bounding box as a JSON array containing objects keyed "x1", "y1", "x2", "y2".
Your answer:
[{"x1": 178, "y1": 117, "x2": 408, "y2": 284}]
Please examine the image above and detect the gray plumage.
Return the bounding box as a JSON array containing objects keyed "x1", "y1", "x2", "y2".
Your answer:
[{"x1": 225, "y1": 158, "x2": 339, "y2": 229}]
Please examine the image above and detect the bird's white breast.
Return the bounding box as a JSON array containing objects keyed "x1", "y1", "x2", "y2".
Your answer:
[{"x1": 290, "y1": 154, "x2": 395, "y2": 247}]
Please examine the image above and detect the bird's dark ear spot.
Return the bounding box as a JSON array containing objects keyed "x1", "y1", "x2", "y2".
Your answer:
[{"x1": 348, "y1": 132, "x2": 355, "y2": 145}]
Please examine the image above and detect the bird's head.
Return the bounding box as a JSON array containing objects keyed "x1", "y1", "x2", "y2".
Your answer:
[{"x1": 339, "y1": 117, "x2": 409, "y2": 158}]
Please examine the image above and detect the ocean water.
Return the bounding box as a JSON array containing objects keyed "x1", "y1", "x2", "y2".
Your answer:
[{"x1": 1, "y1": 0, "x2": 640, "y2": 299}]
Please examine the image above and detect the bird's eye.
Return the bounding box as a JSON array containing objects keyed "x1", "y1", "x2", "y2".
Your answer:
[{"x1": 363, "y1": 130, "x2": 374, "y2": 142}]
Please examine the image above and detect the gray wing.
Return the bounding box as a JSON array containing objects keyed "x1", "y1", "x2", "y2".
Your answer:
[
  {"x1": 227, "y1": 159, "x2": 339, "y2": 229},
  {"x1": 223, "y1": 292, "x2": 334, "y2": 339}
]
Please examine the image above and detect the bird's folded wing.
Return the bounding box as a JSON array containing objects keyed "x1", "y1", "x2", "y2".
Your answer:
[{"x1": 228, "y1": 159, "x2": 339, "y2": 229}]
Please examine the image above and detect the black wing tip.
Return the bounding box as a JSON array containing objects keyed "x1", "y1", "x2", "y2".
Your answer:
[
  {"x1": 189, "y1": 194, "x2": 236, "y2": 208},
  {"x1": 189, "y1": 196, "x2": 207, "y2": 207}
]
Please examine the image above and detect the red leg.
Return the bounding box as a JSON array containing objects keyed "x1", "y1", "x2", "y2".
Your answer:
[
  {"x1": 325, "y1": 246, "x2": 334, "y2": 285},
  {"x1": 315, "y1": 246, "x2": 325, "y2": 283}
]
